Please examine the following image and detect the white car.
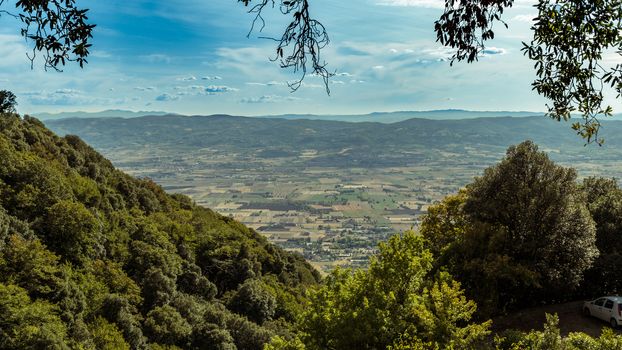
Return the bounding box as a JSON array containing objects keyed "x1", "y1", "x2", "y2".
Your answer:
[{"x1": 583, "y1": 296, "x2": 622, "y2": 328}]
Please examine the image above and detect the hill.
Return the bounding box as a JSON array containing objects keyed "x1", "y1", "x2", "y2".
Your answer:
[{"x1": 0, "y1": 113, "x2": 320, "y2": 349}]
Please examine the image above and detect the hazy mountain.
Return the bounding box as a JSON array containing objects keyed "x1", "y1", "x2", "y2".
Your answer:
[
  {"x1": 262, "y1": 109, "x2": 546, "y2": 123},
  {"x1": 31, "y1": 109, "x2": 546, "y2": 123},
  {"x1": 45, "y1": 113, "x2": 622, "y2": 156},
  {"x1": 31, "y1": 109, "x2": 172, "y2": 120}
]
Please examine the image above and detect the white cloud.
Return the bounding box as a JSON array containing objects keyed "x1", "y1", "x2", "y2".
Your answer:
[
  {"x1": 421, "y1": 47, "x2": 456, "y2": 60},
  {"x1": 205, "y1": 85, "x2": 238, "y2": 94},
  {"x1": 91, "y1": 50, "x2": 112, "y2": 59},
  {"x1": 512, "y1": 14, "x2": 536, "y2": 22},
  {"x1": 24, "y1": 89, "x2": 125, "y2": 106},
  {"x1": 202, "y1": 76, "x2": 223, "y2": 80},
  {"x1": 134, "y1": 86, "x2": 157, "y2": 91},
  {"x1": 0, "y1": 34, "x2": 29, "y2": 69},
  {"x1": 177, "y1": 75, "x2": 197, "y2": 81},
  {"x1": 240, "y1": 95, "x2": 301, "y2": 104},
  {"x1": 155, "y1": 93, "x2": 179, "y2": 102},
  {"x1": 245, "y1": 81, "x2": 286, "y2": 87},
  {"x1": 140, "y1": 54, "x2": 171, "y2": 64},
  {"x1": 174, "y1": 85, "x2": 206, "y2": 91},
  {"x1": 482, "y1": 47, "x2": 507, "y2": 56},
  {"x1": 376, "y1": 0, "x2": 444, "y2": 8},
  {"x1": 335, "y1": 72, "x2": 353, "y2": 77}
]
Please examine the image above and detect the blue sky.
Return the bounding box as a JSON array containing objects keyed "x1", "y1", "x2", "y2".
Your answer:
[{"x1": 0, "y1": 0, "x2": 603, "y2": 115}]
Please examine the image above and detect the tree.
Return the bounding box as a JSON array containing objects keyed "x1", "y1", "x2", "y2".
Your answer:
[
  {"x1": 465, "y1": 141, "x2": 597, "y2": 295},
  {"x1": 89, "y1": 316, "x2": 131, "y2": 350},
  {"x1": 422, "y1": 141, "x2": 599, "y2": 313},
  {"x1": 269, "y1": 231, "x2": 490, "y2": 350},
  {"x1": 143, "y1": 305, "x2": 192, "y2": 346},
  {"x1": 580, "y1": 177, "x2": 622, "y2": 296},
  {"x1": 228, "y1": 278, "x2": 277, "y2": 324},
  {"x1": 0, "y1": 283, "x2": 69, "y2": 349},
  {"x1": 44, "y1": 199, "x2": 103, "y2": 264},
  {"x1": 0, "y1": 90, "x2": 16, "y2": 114},
  {"x1": 0, "y1": 0, "x2": 94, "y2": 71},
  {"x1": 523, "y1": 0, "x2": 622, "y2": 144}
]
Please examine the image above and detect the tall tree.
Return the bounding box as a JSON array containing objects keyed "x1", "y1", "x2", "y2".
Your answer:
[
  {"x1": 580, "y1": 177, "x2": 622, "y2": 296},
  {"x1": 465, "y1": 141, "x2": 598, "y2": 296},
  {"x1": 0, "y1": 90, "x2": 16, "y2": 114},
  {"x1": 422, "y1": 141, "x2": 598, "y2": 313}
]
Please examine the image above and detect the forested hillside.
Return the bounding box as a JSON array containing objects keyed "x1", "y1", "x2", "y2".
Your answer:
[{"x1": 0, "y1": 113, "x2": 320, "y2": 349}]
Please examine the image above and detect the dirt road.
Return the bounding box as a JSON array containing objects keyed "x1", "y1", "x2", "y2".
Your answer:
[{"x1": 492, "y1": 301, "x2": 622, "y2": 337}]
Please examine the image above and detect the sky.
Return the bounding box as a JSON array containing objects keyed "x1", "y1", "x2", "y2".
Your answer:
[{"x1": 0, "y1": 0, "x2": 613, "y2": 116}]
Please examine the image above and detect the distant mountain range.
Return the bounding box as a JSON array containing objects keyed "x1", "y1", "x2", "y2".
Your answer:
[
  {"x1": 257, "y1": 110, "x2": 547, "y2": 123},
  {"x1": 44, "y1": 113, "x2": 622, "y2": 168},
  {"x1": 31, "y1": 109, "x2": 174, "y2": 120},
  {"x1": 32, "y1": 109, "x2": 550, "y2": 123}
]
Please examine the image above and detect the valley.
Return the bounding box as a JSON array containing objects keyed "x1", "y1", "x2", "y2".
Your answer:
[{"x1": 46, "y1": 114, "x2": 622, "y2": 272}]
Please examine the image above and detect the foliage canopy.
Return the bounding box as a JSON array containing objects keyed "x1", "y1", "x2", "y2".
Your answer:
[
  {"x1": 0, "y1": 90, "x2": 16, "y2": 114},
  {"x1": 268, "y1": 231, "x2": 491, "y2": 350},
  {"x1": 0, "y1": 111, "x2": 320, "y2": 349},
  {"x1": 421, "y1": 141, "x2": 598, "y2": 314}
]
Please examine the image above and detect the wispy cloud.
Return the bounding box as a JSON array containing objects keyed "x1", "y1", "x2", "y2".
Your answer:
[
  {"x1": 482, "y1": 47, "x2": 507, "y2": 56},
  {"x1": 24, "y1": 89, "x2": 124, "y2": 106},
  {"x1": 155, "y1": 93, "x2": 180, "y2": 102},
  {"x1": 205, "y1": 85, "x2": 238, "y2": 94},
  {"x1": 245, "y1": 81, "x2": 286, "y2": 87},
  {"x1": 0, "y1": 34, "x2": 29, "y2": 69},
  {"x1": 376, "y1": 0, "x2": 444, "y2": 8},
  {"x1": 177, "y1": 75, "x2": 197, "y2": 81},
  {"x1": 512, "y1": 14, "x2": 536, "y2": 22},
  {"x1": 140, "y1": 54, "x2": 172, "y2": 64},
  {"x1": 202, "y1": 76, "x2": 223, "y2": 80},
  {"x1": 134, "y1": 86, "x2": 157, "y2": 91},
  {"x1": 240, "y1": 95, "x2": 301, "y2": 104}
]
